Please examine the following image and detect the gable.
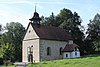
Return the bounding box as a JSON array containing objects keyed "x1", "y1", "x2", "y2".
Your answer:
[{"x1": 23, "y1": 23, "x2": 39, "y2": 41}]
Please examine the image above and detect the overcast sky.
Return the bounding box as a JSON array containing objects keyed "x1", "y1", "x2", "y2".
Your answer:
[{"x1": 0, "y1": 0, "x2": 100, "y2": 28}]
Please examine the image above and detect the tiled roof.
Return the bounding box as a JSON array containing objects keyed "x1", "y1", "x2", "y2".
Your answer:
[
  {"x1": 30, "y1": 22, "x2": 72, "y2": 41},
  {"x1": 63, "y1": 44, "x2": 79, "y2": 52}
]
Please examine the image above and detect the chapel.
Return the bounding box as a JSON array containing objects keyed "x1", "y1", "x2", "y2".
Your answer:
[{"x1": 22, "y1": 8, "x2": 80, "y2": 63}]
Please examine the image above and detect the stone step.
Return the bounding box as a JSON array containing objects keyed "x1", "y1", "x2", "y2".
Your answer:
[{"x1": 14, "y1": 62, "x2": 28, "y2": 67}]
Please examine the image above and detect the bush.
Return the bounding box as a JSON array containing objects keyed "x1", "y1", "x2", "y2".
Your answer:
[{"x1": 0, "y1": 58, "x2": 3, "y2": 65}]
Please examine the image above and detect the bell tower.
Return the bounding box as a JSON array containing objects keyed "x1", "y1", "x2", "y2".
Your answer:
[{"x1": 29, "y1": 5, "x2": 41, "y2": 24}]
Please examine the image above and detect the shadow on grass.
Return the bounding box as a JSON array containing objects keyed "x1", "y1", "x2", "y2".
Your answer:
[
  {"x1": 81, "y1": 54, "x2": 100, "y2": 58},
  {"x1": 64, "y1": 62, "x2": 69, "y2": 64},
  {"x1": 42, "y1": 62, "x2": 48, "y2": 64},
  {"x1": 32, "y1": 63, "x2": 39, "y2": 65}
]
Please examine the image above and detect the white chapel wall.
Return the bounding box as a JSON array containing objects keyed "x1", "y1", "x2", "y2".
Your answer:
[
  {"x1": 39, "y1": 39, "x2": 68, "y2": 61},
  {"x1": 23, "y1": 24, "x2": 39, "y2": 40},
  {"x1": 22, "y1": 24, "x2": 40, "y2": 62},
  {"x1": 63, "y1": 52, "x2": 71, "y2": 58},
  {"x1": 63, "y1": 51, "x2": 80, "y2": 58},
  {"x1": 71, "y1": 51, "x2": 80, "y2": 58},
  {"x1": 22, "y1": 39, "x2": 40, "y2": 62}
]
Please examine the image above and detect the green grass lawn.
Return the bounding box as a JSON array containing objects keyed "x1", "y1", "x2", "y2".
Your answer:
[{"x1": 28, "y1": 54, "x2": 100, "y2": 67}]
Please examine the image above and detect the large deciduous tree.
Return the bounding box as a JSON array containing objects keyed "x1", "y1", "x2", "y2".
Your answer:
[{"x1": 0, "y1": 22, "x2": 25, "y2": 62}]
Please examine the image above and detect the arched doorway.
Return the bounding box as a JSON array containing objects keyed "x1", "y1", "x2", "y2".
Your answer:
[
  {"x1": 28, "y1": 54, "x2": 33, "y2": 63},
  {"x1": 27, "y1": 46, "x2": 33, "y2": 63}
]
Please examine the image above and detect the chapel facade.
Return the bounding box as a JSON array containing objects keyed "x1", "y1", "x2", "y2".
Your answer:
[{"x1": 22, "y1": 9, "x2": 80, "y2": 63}]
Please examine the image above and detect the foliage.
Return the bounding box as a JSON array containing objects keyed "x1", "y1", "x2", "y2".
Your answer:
[
  {"x1": 41, "y1": 8, "x2": 85, "y2": 54},
  {"x1": 42, "y1": 12, "x2": 57, "y2": 26},
  {"x1": 0, "y1": 58, "x2": 3, "y2": 65},
  {"x1": 0, "y1": 22, "x2": 25, "y2": 62},
  {"x1": 5, "y1": 22, "x2": 25, "y2": 61},
  {"x1": 86, "y1": 13, "x2": 100, "y2": 53},
  {"x1": 0, "y1": 24, "x2": 3, "y2": 37},
  {"x1": 0, "y1": 25, "x2": 2, "y2": 31},
  {"x1": 28, "y1": 54, "x2": 100, "y2": 67}
]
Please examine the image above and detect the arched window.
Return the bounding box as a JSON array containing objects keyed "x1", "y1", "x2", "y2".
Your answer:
[
  {"x1": 47, "y1": 47, "x2": 51, "y2": 55},
  {"x1": 60, "y1": 47, "x2": 63, "y2": 55}
]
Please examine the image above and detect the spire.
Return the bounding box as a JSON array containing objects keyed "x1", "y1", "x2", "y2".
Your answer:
[
  {"x1": 35, "y1": 4, "x2": 36, "y2": 12},
  {"x1": 29, "y1": 5, "x2": 41, "y2": 24}
]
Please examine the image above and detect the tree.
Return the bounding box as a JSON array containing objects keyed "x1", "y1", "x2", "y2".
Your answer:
[
  {"x1": 41, "y1": 8, "x2": 73, "y2": 27},
  {"x1": 42, "y1": 12, "x2": 57, "y2": 26},
  {"x1": 0, "y1": 25, "x2": 3, "y2": 35},
  {"x1": 0, "y1": 24, "x2": 15, "y2": 63},
  {"x1": 57, "y1": 8, "x2": 73, "y2": 28},
  {"x1": 0, "y1": 24, "x2": 3, "y2": 46},
  {"x1": 3, "y1": 43, "x2": 14, "y2": 60},
  {"x1": 67, "y1": 12, "x2": 85, "y2": 54},
  {"x1": 42, "y1": 8, "x2": 85, "y2": 54},
  {"x1": 0, "y1": 24, "x2": 2, "y2": 45},
  {"x1": 0, "y1": 25, "x2": 2, "y2": 31},
  {"x1": 86, "y1": 13, "x2": 100, "y2": 53},
  {"x1": 0, "y1": 22, "x2": 25, "y2": 62}
]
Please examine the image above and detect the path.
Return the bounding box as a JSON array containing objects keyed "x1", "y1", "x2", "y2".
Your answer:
[{"x1": 14, "y1": 62, "x2": 28, "y2": 67}]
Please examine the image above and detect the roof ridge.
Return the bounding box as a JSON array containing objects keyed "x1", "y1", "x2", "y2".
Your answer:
[{"x1": 30, "y1": 23, "x2": 73, "y2": 41}]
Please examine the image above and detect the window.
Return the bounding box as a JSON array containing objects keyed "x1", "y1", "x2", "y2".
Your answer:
[
  {"x1": 66, "y1": 54, "x2": 68, "y2": 57},
  {"x1": 47, "y1": 47, "x2": 51, "y2": 55},
  {"x1": 29, "y1": 30, "x2": 31, "y2": 33},
  {"x1": 75, "y1": 52, "x2": 77, "y2": 56},
  {"x1": 60, "y1": 47, "x2": 63, "y2": 55}
]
